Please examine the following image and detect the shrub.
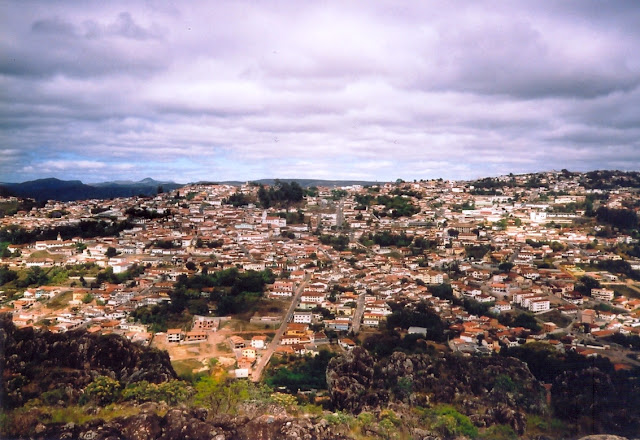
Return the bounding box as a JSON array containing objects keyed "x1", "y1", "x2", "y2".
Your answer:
[
  {"x1": 82, "y1": 376, "x2": 121, "y2": 406},
  {"x1": 480, "y1": 424, "x2": 517, "y2": 440},
  {"x1": 40, "y1": 388, "x2": 69, "y2": 406},
  {"x1": 433, "y1": 405, "x2": 478, "y2": 438},
  {"x1": 324, "y1": 410, "x2": 355, "y2": 427}
]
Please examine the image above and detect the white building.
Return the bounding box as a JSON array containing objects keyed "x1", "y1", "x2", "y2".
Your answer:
[
  {"x1": 529, "y1": 299, "x2": 550, "y2": 313},
  {"x1": 592, "y1": 288, "x2": 614, "y2": 301},
  {"x1": 293, "y1": 311, "x2": 313, "y2": 324}
]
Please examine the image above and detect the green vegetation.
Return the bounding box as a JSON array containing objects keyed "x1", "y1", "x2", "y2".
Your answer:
[
  {"x1": 498, "y1": 311, "x2": 541, "y2": 332},
  {"x1": 575, "y1": 274, "x2": 601, "y2": 296},
  {"x1": 276, "y1": 209, "x2": 305, "y2": 224},
  {"x1": 596, "y1": 259, "x2": 640, "y2": 281},
  {"x1": 385, "y1": 301, "x2": 446, "y2": 342},
  {"x1": 266, "y1": 350, "x2": 336, "y2": 392},
  {"x1": 412, "y1": 405, "x2": 478, "y2": 438},
  {"x1": 193, "y1": 375, "x2": 270, "y2": 414},
  {"x1": 318, "y1": 233, "x2": 349, "y2": 251},
  {"x1": 374, "y1": 195, "x2": 420, "y2": 218},
  {"x1": 605, "y1": 333, "x2": 640, "y2": 351},
  {"x1": 0, "y1": 265, "x2": 18, "y2": 285},
  {"x1": 81, "y1": 376, "x2": 122, "y2": 405},
  {"x1": 132, "y1": 268, "x2": 274, "y2": 331},
  {"x1": 124, "y1": 207, "x2": 172, "y2": 219},
  {"x1": 595, "y1": 206, "x2": 639, "y2": 230},
  {"x1": 224, "y1": 192, "x2": 252, "y2": 207},
  {"x1": 465, "y1": 244, "x2": 493, "y2": 260},
  {"x1": 0, "y1": 220, "x2": 134, "y2": 245},
  {"x1": 359, "y1": 231, "x2": 413, "y2": 247},
  {"x1": 330, "y1": 189, "x2": 348, "y2": 200},
  {"x1": 93, "y1": 264, "x2": 146, "y2": 287},
  {"x1": 0, "y1": 198, "x2": 41, "y2": 218},
  {"x1": 257, "y1": 180, "x2": 304, "y2": 208},
  {"x1": 501, "y1": 342, "x2": 640, "y2": 435}
]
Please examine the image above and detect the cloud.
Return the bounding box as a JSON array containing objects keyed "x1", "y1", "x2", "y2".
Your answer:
[{"x1": 1, "y1": 0, "x2": 639, "y2": 183}]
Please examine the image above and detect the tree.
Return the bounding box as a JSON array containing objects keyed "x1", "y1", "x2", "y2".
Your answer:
[
  {"x1": 498, "y1": 262, "x2": 514, "y2": 273},
  {"x1": 105, "y1": 247, "x2": 118, "y2": 258},
  {"x1": 576, "y1": 275, "x2": 600, "y2": 296},
  {"x1": 0, "y1": 265, "x2": 18, "y2": 285}
]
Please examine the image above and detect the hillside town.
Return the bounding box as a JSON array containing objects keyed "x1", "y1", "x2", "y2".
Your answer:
[{"x1": 2, "y1": 170, "x2": 640, "y2": 380}]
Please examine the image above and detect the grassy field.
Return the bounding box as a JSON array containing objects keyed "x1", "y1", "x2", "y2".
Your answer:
[
  {"x1": 171, "y1": 359, "x2": 204, "y2": 377},
  {"x1": 612, "y1": 284, "x2": 640, "y2": 299},
  {"x1": 47, "y1": 290, "x2": 73, "y2": 309},
  {"x1": 537, "y1": 309, "x2": 572, "y2": 328}
]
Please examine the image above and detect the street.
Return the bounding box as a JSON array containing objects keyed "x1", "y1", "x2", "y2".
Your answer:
[{"x1": 250, "y1": 274, "x2": 309, "y2": 382}]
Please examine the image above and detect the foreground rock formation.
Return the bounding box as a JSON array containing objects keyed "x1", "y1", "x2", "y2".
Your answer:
[
  {"x1": 327, "y1": 347, "x2": 547, "y2": 435},
  {"x1": 1, "y1": 313, "x2": 176, "y2": 408}
]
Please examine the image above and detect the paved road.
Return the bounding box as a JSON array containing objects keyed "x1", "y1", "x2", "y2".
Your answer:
[
  {"x1": 251, "y1": 274, "x2": 310, "y2": 382},
  {"x1": 351, "y1": 293, "x2": 366, "y2": 334}
]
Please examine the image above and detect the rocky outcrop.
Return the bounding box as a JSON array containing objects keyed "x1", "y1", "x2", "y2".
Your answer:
[
  {"x1": 0, "y1": 313, "x2": 176, "y2": 408},
  {"x1": 326, "y1": 347, "x2": 546, "y2": 435},
  {"x1": 23, "y1": 405, "x2": 352, "y2": 440}
]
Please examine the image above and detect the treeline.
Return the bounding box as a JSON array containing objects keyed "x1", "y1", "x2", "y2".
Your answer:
[
  {"x1": 353, "y1": 194, "x2": 419, "y2": 218},
  {"x1": 374, "y1": 195, "x2": 420, "y2": 218},
  {"x1": 385, "y1": 301, "x2": 447, "y2": 342},
  {"x1": 582, "y1": 170, "x2": 640, "y2": 190},
  {"x1": 359, "y1": 231, "x2": 413, "y2": 248},
  {"x1": 276, "y1": 210, "x2": 305, "y2": 224},
  {"x1": 596, "y1": 259, "x2": 640, "y2": 281},
  {"x1": 0, "y1": 220, "x2": 134, "y2": 244},
  {"x1": 257, "y1": 180, "x2": 304, "y2": 208},
  {"x1": 595, "y1": 206, "x2": 638, "y2": 230},
  {"x1": 124, "y1": 207, "x2": 172, "y2": 219},
  {"x1": 224, "y1": 192, "x2": 253, "y2": 207}
]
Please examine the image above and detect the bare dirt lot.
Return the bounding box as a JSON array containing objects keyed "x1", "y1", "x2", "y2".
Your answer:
[{"x1": 152, "y1": 319, "x2": 277, "y2": 375}]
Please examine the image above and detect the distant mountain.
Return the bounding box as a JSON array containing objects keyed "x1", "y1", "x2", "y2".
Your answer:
[{"x1": 0, "y1": 177, "x2": 184, "y2": 202}]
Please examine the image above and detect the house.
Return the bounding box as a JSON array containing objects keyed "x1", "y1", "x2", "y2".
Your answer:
[
  {"x1": 229, "y1": 336, "x2": 246, "y2": 349},
  {"x1": 339, "y1": 338, "x2": 356, "y2": 350},
  {"x1": 362, "y1": 313, "x2": 384, "y2": 327},
  {"x1": 579, "y1": 309, "x2": 596, "y2": 324},
  {"x1": 300, "y1": 292, "x2": 325, "y2": 303},
  {"x1": 292, "y1": 311, "x2": 313, "y2": 324},
  {"x1": 529, "y1": 299, "x2": 550, "y2": 313},
  {"x1": 591, "y1": 288, "x2": 614, "y2": 302},
  {"x1": 271, "y1": 281, "x2": 295, "y2": 297},
  {"x1": 184, "y1": 331, "x2": 207, "y2": 343},
  {"x1": 251, "y1": 335, "x2": 267, "y2": 349},
  {"x1": 281, "y1": 335, "x2": 301, "y2": 345},
  {"x1": 166, "y1": 329, "x2": 184, "y2": 343},
  {"x1": 192, "y1": 315, "x2": 218, "y2": 331},
  {"x1": 324, "y1": 318, "x2": 351, "y2": 332},
  {"x1": 242, "y1": 347, "x2": 257, "y2": 359},
  {"x1": 492, "y1": 301, "x2": 512, "y2": 313}
]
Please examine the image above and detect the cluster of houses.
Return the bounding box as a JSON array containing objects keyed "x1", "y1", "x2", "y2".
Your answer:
[{"x1": 2, "y1": 170, "x2": 640, "y2": 370}]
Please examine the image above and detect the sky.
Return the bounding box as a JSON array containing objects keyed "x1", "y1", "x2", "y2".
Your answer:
[{"x1": 1, "y1": 1, "x2": 640, "y2": 184}]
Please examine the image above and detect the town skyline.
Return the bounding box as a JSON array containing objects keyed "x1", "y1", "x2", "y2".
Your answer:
[{"x1": 2, "y1": 1, "x2": 640, "y2": 183}]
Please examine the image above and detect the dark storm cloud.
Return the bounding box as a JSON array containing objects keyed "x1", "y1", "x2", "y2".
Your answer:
[{"x1": 1, "y1": 0, "x2": 639, "y2": 183}]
